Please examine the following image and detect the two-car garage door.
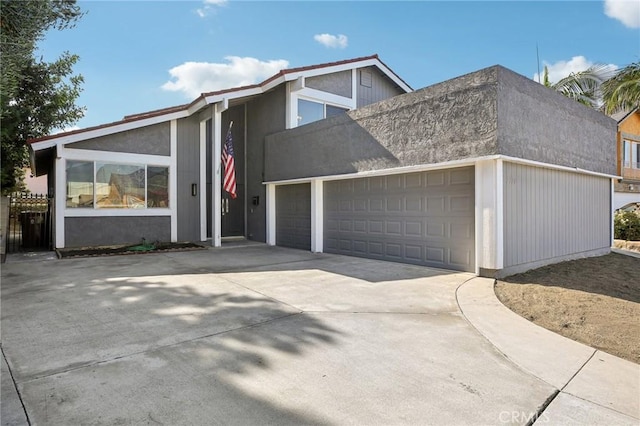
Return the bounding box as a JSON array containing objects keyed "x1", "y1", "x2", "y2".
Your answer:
[{"x1": 276, "y1": 167, "x2": 475, "y2": 272}]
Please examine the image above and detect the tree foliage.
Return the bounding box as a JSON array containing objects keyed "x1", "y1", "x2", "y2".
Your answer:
[
  {"x1": 601, "y1": 62, "x2": 640, "y2": 115},
  {"x1": 1, "y1": 0, "x2": 85, "y2": 194},
  {"x1": 542, "y1": 61, "x2": 640, "y2": 116},
  {"x1": 542, "y1": 64, "x2": 615, "y2": 109}
]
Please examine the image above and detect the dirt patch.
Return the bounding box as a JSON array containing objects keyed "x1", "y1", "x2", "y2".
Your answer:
[
  {"x1": 56, "y1": 241, "x2": 206, "y2": 259},
  {"x1": 495, "y1": 253, "x2": 640, "y2": 364}
]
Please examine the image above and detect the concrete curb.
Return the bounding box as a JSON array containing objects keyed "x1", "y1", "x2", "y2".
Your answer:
[
  {"x1": 456, "y1": 277, "x2": 640, "y2": 422},
  {"x1": 611, "y1": 247, "x2": 640, "y2": 259}
]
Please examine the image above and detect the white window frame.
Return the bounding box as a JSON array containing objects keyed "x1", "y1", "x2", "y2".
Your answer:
[
  {"x1": 623, "y1": 139, "x2": 640, "y2": 170},
  {"x1": 62, "y1": 148, "x2": 172, "y2": 217},
  {"x1": 287, "y1": 84, "x2": 356, "y2": 129}
]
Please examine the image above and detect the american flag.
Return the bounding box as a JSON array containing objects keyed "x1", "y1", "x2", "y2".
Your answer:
[{"x1": 221, "y1": 126, "x2": 237, "y2": 199}]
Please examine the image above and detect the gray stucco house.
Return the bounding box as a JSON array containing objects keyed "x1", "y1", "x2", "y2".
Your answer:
[{"x1": 29, "y1": 55, "x2": 617, "y2": 277}]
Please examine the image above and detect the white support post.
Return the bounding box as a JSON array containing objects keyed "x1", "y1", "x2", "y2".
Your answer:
[
  {"x1": 310, "y1": 179, "x2": 323, "y2": 253},
  {"x1": 496, "y1": 159, "x2": 504, "y2": 270},
  {"x1": 55, "y1": 144, "x2": 66, "y2": 249},
  {"x1": 170, "y1": 120, "x2": 178, "y2": 242},
  {"x1": 266, "y1": 183, "x2": 276, "y2": 246},
  {"x1": 212, "y1": 102, "x2": 225, "y2": 247},
  {"x1": 199, "y1": 120, "x2": 207, "y2": 241},
  {"x1": 475, "y1": 159, "x2": 503, "y2": 274},
  {"x1": 610, "y1": 178, "x2": 615, "y2": 247}
]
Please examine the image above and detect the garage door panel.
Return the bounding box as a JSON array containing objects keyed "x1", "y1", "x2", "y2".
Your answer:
[
  {"x1": 276, "y1": 183, "x2": 311, "y2": 251},
  {"x1": 324, "y1": 167, "x2": 475, "y2": 272}
]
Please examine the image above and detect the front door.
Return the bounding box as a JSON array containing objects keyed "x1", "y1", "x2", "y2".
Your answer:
[{"x1": 221, "y1": 183, "x2": 244, "y2": 237}]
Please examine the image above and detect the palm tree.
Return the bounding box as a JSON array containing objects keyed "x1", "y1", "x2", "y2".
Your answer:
[
  {"x1": 601, "y1": 62, "x2": 640, "y2": 115},
  {"x1": 541, "y1": 64, "x2": 616, "y2": 109}
]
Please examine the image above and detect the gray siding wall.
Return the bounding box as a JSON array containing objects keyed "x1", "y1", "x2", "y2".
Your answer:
[
  {"x1": 65, "y1": 216, "x2": 171, "y2": 247},
  {"x1": 502, "y1": 162, "x2": 610, "y2": 272},
  {"x1": 306, "y1": 70, "x2": 352, "y2": 98},
  {"x1": 357, "y1": 66, "x2": 405, "y2": 108},
  {"x1": 265, "y1": 67, "x2": 499, "y2": 182},
  {"x1": 69, "y1": 122, "x2": 171, "y2": 156},
  {"x1": 176, "y1": 115, "x2": 200, "y2": 241},
  {"x1": 497, "y1": 67, "x2": 617, "y2": 176},
  {"x1": 246, "y1": 86, "x2": 287, "y2": 242}
]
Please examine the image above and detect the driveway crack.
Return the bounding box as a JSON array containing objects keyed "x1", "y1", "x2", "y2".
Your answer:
[{"x1": 2, "y1": 345, "x2": 32, "y2": 425}]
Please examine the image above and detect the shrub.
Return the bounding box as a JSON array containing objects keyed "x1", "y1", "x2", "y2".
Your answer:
[{"x1": 614, "y1": 210, "x2": 640, "y2": 241}]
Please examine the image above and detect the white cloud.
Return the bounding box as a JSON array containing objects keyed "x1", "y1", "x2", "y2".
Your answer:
[
  {"x1": 604, "y1": 0, "x2": 640, "y2": 28},
  {"x1": 196, "y1": 0, "x2": 227, "y2": 18},
  {"x1": 533, "y1": 56, "x2": 617, "y2": 84},
  {"x1": 53, "y1": 125, "x2": 81, "y2": 135},
  {"x1": 314, "y1": 33, "x2": 348, "y2": 49},
  {"x1": 161, "y1": 56, "x2": 290, "y2": 98}
]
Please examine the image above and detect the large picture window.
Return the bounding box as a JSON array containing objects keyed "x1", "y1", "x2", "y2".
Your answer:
[
  {"x1": 66, "y1": 161, "x2": 169, "y2": 209},
  {"x1": 66, "y1": 161, "x2": 94, "y2": 208},
  {"x1": 96, "y1": 163, "x2": 146, "y2": 208}
]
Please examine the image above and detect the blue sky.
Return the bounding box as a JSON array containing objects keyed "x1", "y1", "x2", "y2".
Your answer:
[{"x1": 37, "y1": 0, "x2": 640, "y2": 131}]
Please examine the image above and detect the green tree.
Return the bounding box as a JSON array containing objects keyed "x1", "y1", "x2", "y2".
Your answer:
[
  {"x1": 601, "y1": 62, "x2": 640, "y2": 115},
  {"x1": 541, "y1": 64, "x2": 615, "y2": 109},
  {"x1": 1, "y1": 0, "x2": 85, "y2": 194}
]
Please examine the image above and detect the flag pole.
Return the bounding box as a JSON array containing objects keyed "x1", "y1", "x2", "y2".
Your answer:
[{"x1": 229, "y1": 120, "x2": 233, "y2": 130}]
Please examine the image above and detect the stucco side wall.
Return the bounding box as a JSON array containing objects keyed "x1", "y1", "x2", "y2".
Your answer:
[
  {"x1": 265, "y1": 67, "x2": 499, "y2": 182},
  {"x1": 496, "y1": 66, "x2": 616, "y2": 175},
  {"x1": 65, "y1": 216, "x2": 170, "y2": 247},
  {"x1": 68, "y1": 122, "x2": 171, "y2": 156}
]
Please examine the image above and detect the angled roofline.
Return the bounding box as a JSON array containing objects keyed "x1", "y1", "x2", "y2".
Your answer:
[
  {"x1": 29, "y1": 54, "x2": 412, "y2": 150},
  {"x1": 611, "y1": 107, "x2": 638, "y2": 124}
]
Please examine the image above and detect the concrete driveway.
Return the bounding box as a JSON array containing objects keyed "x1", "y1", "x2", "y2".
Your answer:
[{"x1": 0, "y1": 244, "x2": 636, "y2": 425}]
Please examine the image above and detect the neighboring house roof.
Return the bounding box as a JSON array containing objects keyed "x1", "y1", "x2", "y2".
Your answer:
[
  {"x1": 29, "y1": 54, "x2": 411, "y2": 150},
  {"x1": 611, "y1": 108, "x2": 638, "y2": 124}
]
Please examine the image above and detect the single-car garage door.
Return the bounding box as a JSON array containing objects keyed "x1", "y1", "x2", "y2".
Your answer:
[
  {"x1": 324, "y1": 167, "x2": 475, "y2": 272},
  {"x1": 276, "y1": 183, "x2": 311, "y2": 250}
]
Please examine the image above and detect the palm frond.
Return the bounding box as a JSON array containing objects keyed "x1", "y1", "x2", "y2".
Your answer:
[
  {"x1": 601, "y1": 62, "x2": 640, "y2": 114},
  {"x1": 551, "y1": 64, "x2": 616, "y2": 109}
]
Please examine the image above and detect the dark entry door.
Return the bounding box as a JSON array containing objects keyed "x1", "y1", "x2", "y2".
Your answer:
[{"x1": 221, "y1": 184, "x2": 244, "y2": 237}]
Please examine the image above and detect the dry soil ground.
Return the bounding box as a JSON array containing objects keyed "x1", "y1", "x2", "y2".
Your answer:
[{"x1": 495, "y1": 252, "x2": 640, "y2": 364}]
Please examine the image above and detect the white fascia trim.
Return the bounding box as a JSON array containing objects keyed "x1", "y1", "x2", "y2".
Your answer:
[
  {"x1": 63, "y1": 148, "x2": 170, "y2": 166},
  {"x1": 264, "y1": 155, "x2": 620, "y2": 185},
  {"x1": 170, "y1": 120, "x2": 178, "y2": 242},
  {"x1": 31, "y1": 110, "x2": 189, "y2": 151},
  {"x1": 204, "y1": 87, "x2": 264, "y2": 107},
  {"x1": 297, "y1": 88, "x2": 356, "y2": 109},
  {"x1": 199, "y1": 57, "x2": 412, "y2": 109},
  {"x1": 498, "y1": 155, "x2": 621, "y2": 180},
  {"x1": 284, "y1": 58, "x2": 413, "y2": 93},
  {"x1": 65, "y1": 209, "x2": 171, "y2": 217},
  {"x1": 371, "y1": 59, "x2": 413, "y2": 93},
  {"x1": 263, "y1": 157, "x2": 481, "y2": 185}
]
